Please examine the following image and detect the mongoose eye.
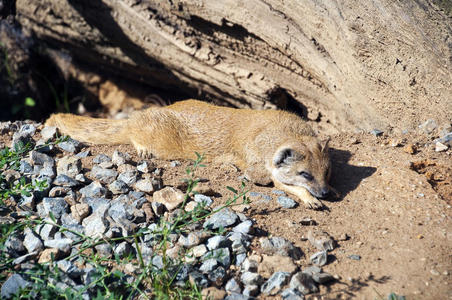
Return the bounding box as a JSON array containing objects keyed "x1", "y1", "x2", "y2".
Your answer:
[{"x1": 299, "y1": 171, "x2": 313, "y2": 181}]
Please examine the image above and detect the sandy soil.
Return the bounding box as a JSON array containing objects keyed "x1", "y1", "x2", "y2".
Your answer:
[{"x1": 52, "y1": 127, "x2": 450, "y2": 300}]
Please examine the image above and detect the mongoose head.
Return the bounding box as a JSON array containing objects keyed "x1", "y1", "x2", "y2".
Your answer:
[{"x1": 270, "y1": 138, "x2": 331, "y2": 198}]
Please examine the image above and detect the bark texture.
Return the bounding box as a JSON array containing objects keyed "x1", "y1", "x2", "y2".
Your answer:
[{"x1": 16, "y1": 0, "x2": 452, "y2": 131}]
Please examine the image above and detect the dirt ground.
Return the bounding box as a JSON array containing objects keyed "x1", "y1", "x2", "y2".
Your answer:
[{"x1": 54, "y1": 126, "x2": 450, "y2": 299}]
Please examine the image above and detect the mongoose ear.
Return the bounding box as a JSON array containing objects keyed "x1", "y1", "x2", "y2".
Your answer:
[
  {"x1": 321, "y1": 137, "x2": 330, "y2": 153},
  {"x1": 273, "y1": 148, "x2": 302, "y2": 167}
]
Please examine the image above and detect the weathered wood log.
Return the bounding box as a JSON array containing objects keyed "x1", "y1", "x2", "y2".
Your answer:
[{"x1": 16, "y1": 0, "x2": 451, "y2": 131}]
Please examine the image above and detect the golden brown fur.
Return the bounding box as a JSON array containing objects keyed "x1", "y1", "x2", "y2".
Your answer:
[{"x1": 46, "y1": 100, "x2": 331, "y2": 208}]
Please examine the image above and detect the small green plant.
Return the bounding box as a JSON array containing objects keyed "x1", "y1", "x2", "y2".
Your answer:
[
  {"x1": 0, "y1": 136, "x2": 68, "y2": 205},
  {"x1": 1, "y1": 151, "x2": 250, "y2": 299}
]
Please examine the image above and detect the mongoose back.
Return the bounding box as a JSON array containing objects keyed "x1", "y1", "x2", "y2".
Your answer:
[{"x1": 46, "y1": 100, "x2": 332, "y2": 208}]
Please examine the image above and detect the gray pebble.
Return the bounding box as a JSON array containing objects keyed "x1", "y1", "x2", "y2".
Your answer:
[
  {"x1": 289, "y1": 272, "x2": 318, "y2": 295},
  {"x1": 42, "y1": 197, "x2": 68, "y2": 219},
  {"x1": 30, "y1": 151, "x2": 55, "y2": 166},
  {"x1": 241, "y1": 258, "x2": 258, "y2": 273},
  {"x1": 240, "y1": 271, "x2": 263, "y2": 286},
  {"x1": 199, "y1": 258, "x2": 218, "y2": 273},
  {"x1": 136, "y1": 161, "x2": 150, "y2": 173},
  {"x1": 12, "y1": 252, "x2": 38, "y2": 265},
  {"x1": 40, "y1": 126, "x2": 57, "y2": 140},
  {"x1": 23, "y1": 228, "x2": 43, "y2": 253},
  {"x1": 76, "y1": 150, "x2": 91, "y2": 158},
  {"x1": 208, "y1": 266, "x2": 226, "y2": 285},
  {"x1": 53, "y1": 175, "x2": 79, "y2": 187},
  {"x1": 57, "y1": 156, "x2": 81, "y2": 178},
  {"x1": 36, "y1": 223, "x2": 57, "y2": 241},
  {"x1": 232, "y1": 220, "x2": 253, "y2": 235},
  {"x1": 281, "y1": 288, "x2": 304, "y2": 300},
  {"x1": 1, "y1": 274, "x2": 30, "y2": 299},
  {"x1": 152, "y1": 255, "x2": 164, "y2": 269},
  {"x1": 224, "y1": 294, "x2": 252, "y2": 300},
  {"x1": 203, "y1": 208, "x2": 238, "y2": 230},
  {"x1": 114, "y1": 242, "x2": 132, "y2": 258},
  {"x1": 419, "y1": 119, "x2": 437, "y2": 134},
  {"x1": 12, "y1": 124, "x2": 36, "y2": 147},
  {"x1": 82, "y1": 213, "x2": 108, "y2": 238},
  {"x1": 243, "y1": 284, "x2": 260, "y2": 296},
  {"x1": 277, "y1": 196, "x2": 298, "y2": 208},
  {"x1": 260, "y1": 236, "x2": 302, "y2": 260},
  {"x1": 91, "y1": 165, "x2": 118, "y2": 184},
  {"x1": 206, "y1": 235, "x2": 230, "y2": 250},
  {"x1": 19, "y1": 160, "x2": 33, "y2": 174},
  {"x1": 225, "y1": 278, "x2": 241, "y2": 294},
  {"x1": 202, "y1": 247, "x2": 231, "y2": 267},
  {"x1": 93, "y1": 154, "x2": 111, "y2": 164},
  {"x1": 261, "y1": 271, "x2": 291, "y2": 295},
  {"x1": 4, "y1": 235, "x2": 25, "y2": 257},
  {"x1": 235, "y1": 253, "x2": 247, "y2": 266},
  {"x1": 302, "y1": 266, "x2": 322, "y2": 276},
  {"x1": 112, "y1": 150, "x2": 130, "y2": 166},
  {"x1": 151, "y1": 202, "x2": 165, "y2": 216},
  {"x1": 310, "y1": 250, "x2": 328, "y2": 266},
  {"x1": 194, "y1": 194, "x2": 213, "y2": 206},
  {"x1": 57, "y1": 260, "x2": 83, "y2": 278},
  {"x1": 118, "y1": 170, "x2": 138, "y2": 186},
  {"x1": 348, "y1": 254, "x2": 361, "y2": 260},
  {"x1": 312, "y1": 272, "x2": 335, "y2": 284},
  {"x1": 108, "y1": 179, "x2": 129, "y2": 194},
  {"x1": 188, "y1": 271, "x2": 209, "y2": 288},
  {"x1": 44, "y1": 238, "x2": 73, "y2": 252},
  {"x1": 80, "y1": 182, "x2": 107, "y2": 198},
  {"x1": 58, "y1": 138, "x2": 81, "y2": 153},
  {"x1": 170, "y1": 160, "x2": 181, "y2": 167},
  {"x1": 370, "y1": 129, "x2": 383, "y2": 136}
]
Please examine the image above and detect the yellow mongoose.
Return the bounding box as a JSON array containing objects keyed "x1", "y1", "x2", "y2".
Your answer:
[{"x1": 46, "y1": 100, "x2": 332, "y2": 209}]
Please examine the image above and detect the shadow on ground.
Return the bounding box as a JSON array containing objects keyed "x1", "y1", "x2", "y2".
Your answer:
[{"x1": 328, "y1": 147, "x2": 377, "y2": 201}]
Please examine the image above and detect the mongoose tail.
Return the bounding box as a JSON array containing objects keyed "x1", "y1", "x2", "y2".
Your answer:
[{"x1": 45, "y1": 114, "x2": 130, "y2": 145}]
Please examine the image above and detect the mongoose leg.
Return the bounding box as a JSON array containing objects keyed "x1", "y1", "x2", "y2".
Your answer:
[
  {"x1": 273, "y1": 178, "x2": 323, "y2": 209},
  {"x1": 244, "y1": 164, "x2": 272, "y2": 186}
]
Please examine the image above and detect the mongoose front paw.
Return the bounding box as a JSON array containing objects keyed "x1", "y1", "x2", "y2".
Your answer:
[{"x1": 303, "y1": 196, "x2": 323, "y2": 210}]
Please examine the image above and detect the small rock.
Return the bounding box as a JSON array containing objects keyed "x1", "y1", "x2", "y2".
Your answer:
[
  {"x1": 44, "y1": 238, "x2": 73, "y2": 253},
  {"x1": 36, "y1": 223, "x2": 57, "y2": 241},
  {"x1": 40, "y1": 126, "x2": 57, "y2": 140},
  {"x1": 152, "y1": 187, "x2": 184, "y2": 210},
  {"x1": 194, "y1": 194, "x2": 213, "y2": 206},
  {"x1": 56, "y1": 156, "x2": 81, "y2": 178},
  {"x1": 170, "y1": 160, "x2": 181, "y2": 167},
  {"x1": 191, "y1": 244, "x2": 208, "y2": 257},
  {"x1": 277, "y1": 196, "x2": 298, "y2": 208},
  {"x1": 202, "y1": 247, "x2": 231, "y2": 267},
  {"x1": 302, "y1": 266, "x2": 322, "y2": 276},
  {"x1": 79, "y1": 181, "x2": 107, "y2": 198},
  {"x1": 201, "y1": 287, "x2": 226, "y2": 300},
  {"x1": 23, "y1": 228, "x2": 44, "y2": 253},
  {"x1": 108, "y1": 179, "x2": 129, "y2": 194},
  {"x1": 307, "y1": 230, "x2": 335, "y2": 251},
  {"x1": 240, "y1": 272, "x2": 263, "y2": 286},
  {"x1": 435, "y1": 142, "x2": 448, "y2": 152},
  {"x1": 289, "y1": 272, "x2": 318, "y2": 295},
  {"x1": 403, "y1": 144, "x2": 417, "y2": 154},
  {"x1": 151, "y1": 202, "x2": 165, "y2": 216},
  {"x1": 1, "y1": 274, "x2": 30, "y2": 299},
  {"x1": 5, "y1": 235, "x2": 26, "y2": 257},
  {"x1": 42, "y1": 197, "x2": 68, "y2": 219},
  {"x1": 189, "y1": 271, "x2": 209, "y2": 288},
  {"x1": 30, "y1": 151, "x2": 55, "y2": 166},
  {"x1": 91, "y1": 165, "x2": 118, "y2": 184},
  {"x1": 178, "y1": 232, "x2": 202, "y2": 248},
  {"x1": 261, "y1": 271, "x2": 291, "y2": 295},
  {"x1": 208, "y1": 266, "x2": 227, "y2": 286},
  {"x1": 260, "y1": 236, "x2": 302, "y2": 259},
  {"x1": 225, "y1": 278, "x2": 241, "y2": 294},
  {"x1": 134, "y1": 178, "x2": 158, "y2": 193},
  {"x1": 258, "y1": 255, "x2": 298, "y2": 278},
  {"x1": 233, "y1": 220, "x2": 253, "y2": 234},
  {"x1": 112, "y1": 150, "x2": 130, "y2": 166},
  {"x1": 114, "y1": 242, "x2": 132, "y2": 258},
  {"x1": 370, "y1": 129, "x2": 383, "y2": 136},
  {"x1": 19, "y1": 160, "x2": 33, "y2": 174},
  {"x1": 204, "y1": 208, "x2": 238, "y2": 230},
  {"x1": 38, "y1": 248, "x2": 64, "y2": 263},
  {"x1": 71, "y1": 203, "x2": 90, "y2": 223},
  {"x1": 206, "y1": 235, "x2": 230, "y2": 250},
  {"x1": 310, "y1": 250, "x2": 328, "y2": 266},
  {"x1": 243, "y1": 284, "x2": 260, "y2": 296},
  {"x1": 12, "y1": 124, "x2": 36, "y2": 147},
  {"x1": 12, "y1": 252, "x2": 38, "y2": 265},
  {"x1": 58, "y1": 138, "x2": 81, "y2": 153},
  {"x1": 93, "y1": 154, "x2": 111, "y2": 164},
  {"x1": 241, "y1": 258, "x2": 259, "y2": 273},
  {"x1": 76, "y1": 150, "x2": 91, "y2": 158},
  {"x1": 312, "y1": 272, "x2": 335, "y2": 284},
  {"x1": 281, "y1": 287, "x2": 304, "y2": 300},
  {"x1": 53, "y1": 174, "x2": 79, "y2": 187},
  {"x1": 95, "y1": 244, "x2": 113, "y2": 258},
  {"x1": 419, "y1": 119, "x2": 437, "y2": 134},
  {"x1": 348, "y1": 254, "x2": 361, "y2": 261},
  {"x1": 82, "y1": 213, "x2": 108, "y2": 238}
]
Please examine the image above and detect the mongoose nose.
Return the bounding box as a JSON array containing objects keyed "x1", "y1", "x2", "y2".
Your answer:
[{"x1": 319, "y1": 187, "x2": 330, "y2": 198}]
